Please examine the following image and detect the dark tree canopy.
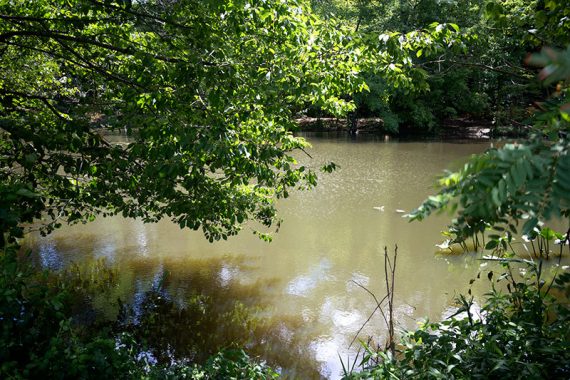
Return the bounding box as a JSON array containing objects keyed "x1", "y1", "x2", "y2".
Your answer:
[
  {"x1": 0, "y1": 0, "x2": 371, "y2": 244},
  {"x1": 0, "y1": 0, "x2": 461, "y2": 244}
]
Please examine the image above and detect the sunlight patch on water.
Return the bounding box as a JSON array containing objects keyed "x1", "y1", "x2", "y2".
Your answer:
[
  {"x1": 135, "y1": 223, "x2": 150, "y2": 256},
  {"x1": 332, "y1": 309, "x2": 363, "y2": 329},
  {"x1": 320, "y1": 297, "x2": 365, "y2": 333},
  {"x1": 218, "y1": 264, "x2": 238, "y2": 288},
  {"x1": 287, "y1": 275, "x2": 317, "y2": 296},
  {"x1": 287, "y1": 257, "x2": 333, "y2": 297},
  {"x1": 347, "y1": 272, "x2": 370, "y2": 290},
  {"x1": 310, "y1": 335, "x2": 355, "y2": 380}
]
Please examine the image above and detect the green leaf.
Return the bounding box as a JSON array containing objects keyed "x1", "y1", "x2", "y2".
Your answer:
[
  {"x1": 522, "y1": 218, "x2": 539, "y2": 236},
  {"x1": 539, "y1": 227, "x2": 556, "y2": 240},
  {"x1": 485, "y1": 240, "x2": 499, "y2": 250}
]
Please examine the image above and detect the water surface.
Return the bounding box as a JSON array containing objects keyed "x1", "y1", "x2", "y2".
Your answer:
[{"x1": 28, "y1": 135, "x2": 505, "y2": 378}]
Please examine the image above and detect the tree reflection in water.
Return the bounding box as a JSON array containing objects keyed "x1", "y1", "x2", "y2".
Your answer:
[{"x1": 62, "y1": 255, "x2": 324, "y2": 379}]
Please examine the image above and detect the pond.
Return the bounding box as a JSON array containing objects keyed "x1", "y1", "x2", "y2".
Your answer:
[{"x1": 27, "y1": 134, "x2": 512, "y2": 378}]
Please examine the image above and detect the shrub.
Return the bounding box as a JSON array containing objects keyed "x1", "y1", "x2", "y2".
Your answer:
[{"x1": 346, "y1": 261, "x2": 570, "y2": 379}]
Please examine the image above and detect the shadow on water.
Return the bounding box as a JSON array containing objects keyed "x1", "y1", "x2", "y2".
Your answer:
[{"x1": 39, "y1": 253, "x2": 325, "y2": 379}]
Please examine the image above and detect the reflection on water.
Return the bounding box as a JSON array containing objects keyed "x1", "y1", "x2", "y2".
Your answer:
[
  {"x1": 288, "y1": 258, "x2": 333, "y2": 297},
  {"x1": 119, "y1": 257, "x2": 322, "y2": 378},
  {"x1": 38, "y1": 237, "x2": 63, "y2": 270},
  {"x1": 27, "y1": 135, "x2": 554, "y2": 378}
]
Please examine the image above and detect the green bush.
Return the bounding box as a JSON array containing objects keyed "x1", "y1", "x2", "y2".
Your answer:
[
  {"x1": 0, "y1": 246, "x2": 139, "y2": 379},
  {"x1": 346, "y1": 261, "x2": 570, "y2": 379}
]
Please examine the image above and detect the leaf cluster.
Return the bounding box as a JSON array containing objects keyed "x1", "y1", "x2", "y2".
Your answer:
[
  {"x1": 345, "y1": 261, "x2": 570, "y2": 379},
  {"x1": 411, "y1": 137, "x2": 570, "y2": 242},
  {"x1": 410, "y1": 44, "x2": 570, "y2": 243},
  {"x1": 0, "y1": 0, "x2": 373, "y2": 242}
]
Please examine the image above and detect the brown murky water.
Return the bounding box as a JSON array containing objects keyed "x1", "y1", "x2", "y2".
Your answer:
[{"x1": 27, "y1": 134, "x2": 553, "y2": 378}]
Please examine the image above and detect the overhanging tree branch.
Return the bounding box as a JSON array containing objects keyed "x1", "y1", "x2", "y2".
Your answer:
[
  {"x1": 0, "y1": 30, "x2": 184, "y2": 63},
  {"x1": 86, "y1": 0, "x2": 195, "y2": 31}
]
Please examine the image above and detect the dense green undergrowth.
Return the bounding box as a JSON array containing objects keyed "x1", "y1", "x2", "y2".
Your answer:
[{"x1": 345, "y1": 257, "x2": 570, "y2": 380}]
